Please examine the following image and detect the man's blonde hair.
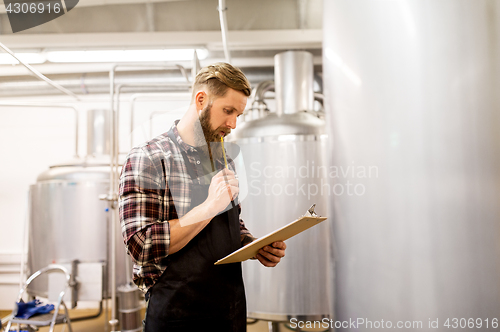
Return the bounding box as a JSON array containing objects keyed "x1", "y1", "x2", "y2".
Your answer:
[{"x1": 191, "y1": 62, "x2": 252, "y2": 102}]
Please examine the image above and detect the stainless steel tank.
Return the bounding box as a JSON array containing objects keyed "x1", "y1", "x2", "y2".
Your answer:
[
  {"x1": 323, "y1": 0, "x2": 500, "y2": 328},
  {"x1": 117, "y1": 284, "x2": 142, "y2": 332},
  {"x1": 27, "y1": 110, "x2": 130, "y2": 301},
  {"x1": 230, "y1": 51, "x2": 334, "y2": 321}
]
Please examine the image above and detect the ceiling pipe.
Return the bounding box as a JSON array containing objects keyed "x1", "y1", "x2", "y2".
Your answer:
[
  {"x1": 0, "y1": 41, "x2": 80, "y2": 101},
  {"x1": 0, "y1": 68, "x2": 276, "y2": 97},
  {"x1": 218, "y1": 0, "x2": 231, "y2": 63},
  {"x1": 145, "y1": 2, "x2": 156, "y2": 32}
]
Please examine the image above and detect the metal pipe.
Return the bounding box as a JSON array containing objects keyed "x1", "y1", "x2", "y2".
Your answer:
[
  {"x1": 0, "y1": 103, "x2": 79, "y2": 158},
  {"x1": 313, "y1": 92, "x2": 323, "y2": 105},
  {"x1": 129, "y1": 92, "x2": 190, "y2": 151},
  {"x1": 149, "y1": 110, "x2": 171, "y2": 137},
  {"x1": 115, "y1": 84, "x2": 190, "y2": 154},
  {"x1": 175, "y1": 64, "x2": 191, "y2": 84},
  {"x1": 108, "y1": 66, "x2": 118, "y2": 332},
  {"x1": 117, "y1": 82, "x2": 191, "y2": 88},
  {"x1": 0, "y1": 69, "x2": 275, "y2": 97},
  {"x1": 250, "y1": 81, "x2": 322, "y2": 106},
  {"x1": 218, "y1": 0, "x2": 231, "y2": 63},
  {"x1": 103, "y1": 207, "x2": 109, "y2": 332},
  {"x1": 110, "y1": 64, "x2": 190, "y2": 85},
  {"x1": 106, "y1": 64, "x2": 191, "y2": 331},
  {"x1": 70, "y1": 301, "x2": 104, "y2": 322},
  {"x1": 70, "y1": 260, "x2": 79, "y2": 308},
  {"x1": 246, "y1": 81, "x2": 274, "y2": 122},
  {"x1": 0, "y1": 42, "x2": 80, "y2": 101},
  {"x1": 252, "y1": 80, "x2": 275, "y2": 104},
  {"x1": 244, "y1": 82, "x2": 323, "y2": 122},
  {"x1": 130, "y1": 93, "x2": 170, "y2": 150},
  {"x1": 109, "y1": 69, "x2": 190, "y2": 195}
]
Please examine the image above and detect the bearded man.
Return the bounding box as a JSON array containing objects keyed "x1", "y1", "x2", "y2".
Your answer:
[{"x1": 119, "y1": 63, "x2": 287, "y2": 332}]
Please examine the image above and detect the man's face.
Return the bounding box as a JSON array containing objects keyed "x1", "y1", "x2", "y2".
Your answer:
[{"x1": 199, "y1": 88, "x2": 247, "y2": 143}]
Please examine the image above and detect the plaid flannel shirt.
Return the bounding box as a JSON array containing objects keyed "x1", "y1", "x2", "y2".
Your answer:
[{"x1": 119, "y1": 121, "x2": 252, "y2": 293}]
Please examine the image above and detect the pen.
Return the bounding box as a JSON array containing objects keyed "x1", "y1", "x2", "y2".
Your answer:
[{"x1": 221, "y1": 137, "x2": 236, "y2": 208}]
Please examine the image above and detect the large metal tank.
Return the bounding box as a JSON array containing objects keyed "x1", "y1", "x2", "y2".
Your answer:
[
  {"x1": 323, "y1": 0, "x2": 500, "y2": 328},
  {"x1": 230, "y1": 51, "x2": 334, "y2": 321},
  {"x1": 27, "y1": 109, "x2": 130, "y2": 300}
]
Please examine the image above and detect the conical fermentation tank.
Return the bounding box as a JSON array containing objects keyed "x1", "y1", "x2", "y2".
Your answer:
[
  {"x1": 27, "y1": 109, "x2": 130, "y2": 302},
  {"x1": 230, "y1": 51, "x2": 334, "y2": 321}
]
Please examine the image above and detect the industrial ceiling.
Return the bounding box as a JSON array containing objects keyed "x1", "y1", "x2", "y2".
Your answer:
[{"x1": 0, "y1": 0, "x2": 323, "y2": 96}]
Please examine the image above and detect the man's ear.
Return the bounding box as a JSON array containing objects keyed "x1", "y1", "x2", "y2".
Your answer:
[{"x1": 195, "y1": 90, "x2": 207, "y2": 111}]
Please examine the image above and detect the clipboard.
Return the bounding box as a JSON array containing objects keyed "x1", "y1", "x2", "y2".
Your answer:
[{"x1": 214, "y1": 204, "x2": 328, "y2": 265}]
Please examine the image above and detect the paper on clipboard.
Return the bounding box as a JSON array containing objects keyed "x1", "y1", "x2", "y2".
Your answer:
[{"x1": 214, "y1": 204, "x2": 327, "y2": 265}]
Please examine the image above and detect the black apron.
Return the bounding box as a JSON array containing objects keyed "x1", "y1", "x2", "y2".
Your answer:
[{"x1": 144, "y1": 129, "x2": 246, "y2": 332}]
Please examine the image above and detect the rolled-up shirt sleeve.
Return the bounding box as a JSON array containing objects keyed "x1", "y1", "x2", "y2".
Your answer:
[{"x1": 119, "y1": 146, "x2": 170, "y2": 265}]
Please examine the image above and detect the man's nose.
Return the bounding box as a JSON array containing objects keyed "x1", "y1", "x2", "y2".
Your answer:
[{"x1": 226, "y1": 115, "x2": 237, "y2": 129}]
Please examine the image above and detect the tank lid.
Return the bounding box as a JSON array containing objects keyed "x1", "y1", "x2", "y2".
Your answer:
[{"x1": 229, "y1": 111, "x2": 324, "y2": 141}]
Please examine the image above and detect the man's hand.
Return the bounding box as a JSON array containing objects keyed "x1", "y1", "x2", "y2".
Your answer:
[
  {"x1": 256, "y1": 241, "x2": 286, "y2": 267},
  {"x1": 204, "y1": 169, "x2": 239, "y2": 216}
]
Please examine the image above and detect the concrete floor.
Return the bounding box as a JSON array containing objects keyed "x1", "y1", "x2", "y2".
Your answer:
[{"x1": 1, "y1": 309, "x2": 320, "y2": 332}]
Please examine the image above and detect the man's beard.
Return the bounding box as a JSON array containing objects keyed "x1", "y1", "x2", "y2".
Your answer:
[{"x1": 195, "y1": 103, "x2": 229, "y2": 168}]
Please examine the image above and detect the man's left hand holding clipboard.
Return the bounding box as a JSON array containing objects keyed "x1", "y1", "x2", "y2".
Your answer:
[{"x1": 242, "y1": 235, "x2": 287, "y2": 267}]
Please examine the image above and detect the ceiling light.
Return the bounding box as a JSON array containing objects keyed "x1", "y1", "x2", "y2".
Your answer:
[
  {"x1": 0, "y1": 52, "x2": 46, "y2": 65},
  {"x1": 46, "y1": 49, "x2": 208, "y2": 63}
]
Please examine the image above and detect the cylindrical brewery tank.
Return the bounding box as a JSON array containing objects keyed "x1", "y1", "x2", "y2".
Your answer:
[
  {"x1": 323, "y1": 0, "x2": 500, "y2": 326},
  {"x1": 230, "y1": 51, "x2": 334, "y2": 321},
  {"x1": 27, "y1": 110, "x2": 130, "y2": 300}
]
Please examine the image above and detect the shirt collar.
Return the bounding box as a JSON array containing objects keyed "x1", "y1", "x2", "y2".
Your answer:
[
  {"x1": 171, "y1": 120, "x2": 227, "y2": 168},
  {"x1": 171, "y1": 120, "x2": 195, "y2": 153}
]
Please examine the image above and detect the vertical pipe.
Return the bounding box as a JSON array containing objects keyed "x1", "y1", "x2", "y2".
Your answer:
[
  {"x1": 104, "y1": 206, "x2": 109, "y2": 332},
  {"x1": 108, "y1": 67, "x2": 117, "y2": 332},
  {"x1": 130, "y1": 96, "x2": 137, "y2": 150},
  {"x1": 324, "y1": 0, "x2": 500, "y2": 327},
  {"x1": 105, "y1": 65, "x2": 191, "y2": 332},
  {"x1": 218, "y1": 0, "x2": 232, "y2": 63},
  {"x1": 113, "y1": 84, "x2": 121, "y2": 328},
  {"x1": 129, "y1": 93, "x2": 190, "y2": 151}
]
